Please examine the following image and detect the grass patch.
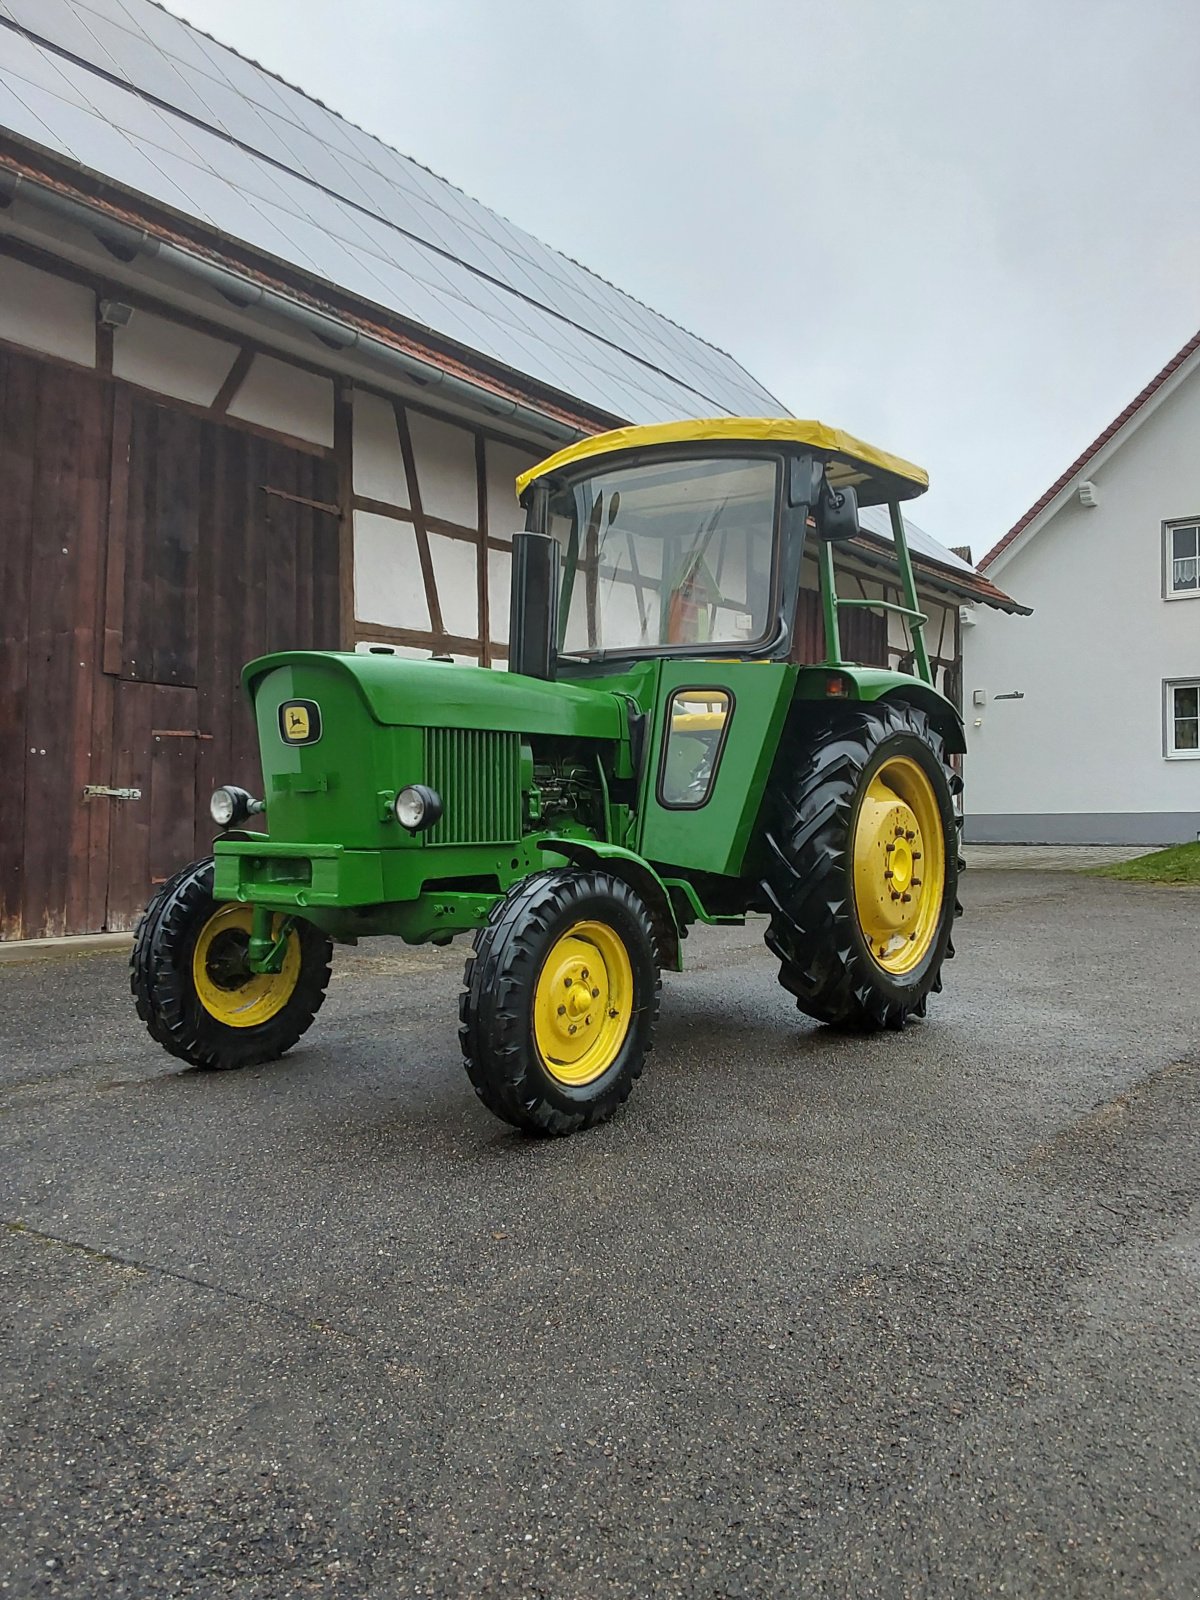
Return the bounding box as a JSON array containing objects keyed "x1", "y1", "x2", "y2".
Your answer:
[{"x1": 1089, "y1": 842, "x2": 1200, "y2": 884}]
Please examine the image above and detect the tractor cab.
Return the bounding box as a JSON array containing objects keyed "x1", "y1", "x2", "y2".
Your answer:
[
  {"x1": 511, "y1": 418, "x2": 931, "y2": 678},
  {"x1": 509, "y1": 420, "x2": 940, "y2": 879}
]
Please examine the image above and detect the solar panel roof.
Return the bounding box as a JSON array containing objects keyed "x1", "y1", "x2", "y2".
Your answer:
[
  {"x1": 0, "y1": 0, "x2": 788, "y2": 425},
  {"x1": 857, "y1": 503, "x2": 976, "y2": 576}
]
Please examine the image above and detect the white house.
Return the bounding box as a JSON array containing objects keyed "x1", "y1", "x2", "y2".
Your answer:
[{"x1": 963, "y1": 328, "x2": 1200, "y2": 844}]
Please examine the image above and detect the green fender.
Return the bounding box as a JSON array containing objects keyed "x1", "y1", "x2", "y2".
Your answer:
[
  {"x1": 537, "y1": 839, "x2": 685, "y2": 971},
  {"x1": 794, "y1": 666, "x2": 966, "y2": 754}
]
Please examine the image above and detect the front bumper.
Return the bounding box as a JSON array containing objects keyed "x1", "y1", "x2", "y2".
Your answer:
[{"x1": 213, "y1": 839, "x2": 387, "y2": 909}]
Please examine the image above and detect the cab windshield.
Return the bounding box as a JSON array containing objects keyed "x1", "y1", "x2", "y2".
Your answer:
[{"x1": 546, "y1": 454, "x2": 779, "y2": 658}]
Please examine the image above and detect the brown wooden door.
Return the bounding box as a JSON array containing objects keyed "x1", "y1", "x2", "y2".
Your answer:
[
  {"x1": 100, "y1": 394, "x2": 340, "y2": 930},
  {"x1": 0, "y1": 348, "x2": 113, "y2": 940}
]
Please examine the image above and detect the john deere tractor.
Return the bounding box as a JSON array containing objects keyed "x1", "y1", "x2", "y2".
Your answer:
[{"x1": 132, "y1": 420, "x2": 964, "y2": 1135}]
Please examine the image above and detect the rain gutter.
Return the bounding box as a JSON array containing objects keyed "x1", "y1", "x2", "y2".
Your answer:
[{"x1": 0, "y1": 168, "x2": 588, "y2": 445}]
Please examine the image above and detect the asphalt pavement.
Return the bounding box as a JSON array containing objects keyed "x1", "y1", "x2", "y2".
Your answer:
[{"x1": 1, "y1": 871, "x2": 1198, "y2": 1598}]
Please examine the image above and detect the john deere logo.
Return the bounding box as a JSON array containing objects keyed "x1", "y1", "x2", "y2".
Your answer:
[{"x1": 279, "y1": 700, "x2": 321, "y2": 745}]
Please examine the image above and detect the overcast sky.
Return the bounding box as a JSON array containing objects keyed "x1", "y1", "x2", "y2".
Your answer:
[{"x1": 167, "y1": 0, "x2": 1200, "y2": 557}]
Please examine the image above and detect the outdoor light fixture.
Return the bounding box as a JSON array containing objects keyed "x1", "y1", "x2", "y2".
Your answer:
[
  {"x1": 210, "y1": 785, "x2": 265, "y2": 826},
  {"x1": 394, "y1": 784, "x2": 443, "y2": 832},
  {"x1": 97, "y1": 299, "x2": 135, "y2": 329}
]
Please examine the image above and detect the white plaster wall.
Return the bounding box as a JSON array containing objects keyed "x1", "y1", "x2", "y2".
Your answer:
[
  {"x1": 353, "y1": 511, "x2": 429, "y2": 631},
  {"x1": 427, "y1": 532, "x2": 478, "y2": 638},
  {"x1": 964, "y1": 371, "x2": 1200, "y2": 819},
  {"x1": 407, "y1": 409, "x2": 478, "y2": 528},
  {"x1": 227, "y1": 353, "x2": 335, "y2": 447},
  {"x1": 488, "y1": 544, "x2": 512, "y2": 645},
  {"x1": 352, "y1": 389, "x2": 410, "y2": 507},
  {"x1": 0, "y1": 254, "x2": 95, "y2": 367},
  {"x1": 485, "y1": 438, "x2": 539, "y2": 539},
  {"x1": 111, "y1": 310, "x2": 238, "y2": 406}
]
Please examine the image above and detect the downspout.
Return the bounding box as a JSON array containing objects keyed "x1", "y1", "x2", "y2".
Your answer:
[{"x1": 0, "y1": 169, "x2": 589, "y2": 445}]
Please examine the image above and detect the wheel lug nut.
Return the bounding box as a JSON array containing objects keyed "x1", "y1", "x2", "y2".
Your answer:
[
  {"x1": 912, "y1": 851, "x2": 922, "y2": 861},
  {"x1": 884, "y1": 869, "x2": 894, "y2": 879},
  {"x1": 585, "y1": 1017, "x2": 592, "y2": 1026},
  {"x1": 911, "y1": 877, "x2": 921, "y2": 887},
  {"x1": 568, "y1": 1024, "x2": 577, "y2": 1035},
  {"x1": 564, "y1": 977, "x2": 572, "y2": 988},
  {"x1": 557, "y1": 1004, "x2": 566, "y2": 1016},
  {"x1": 901, "y1": 893, "x2": 912, "y2": 903},
  {"x1": 905, "y1": 830, "x2": 915, "y2": 841},
  {"x1": 591, "y1": 987, "x2": 600, "y2": 998},
  {"x1": 608, "y1": 1008, "x2": 619, "y2": 1018},
  {"x1": 581, "y1": 969, "x2": 589, "y2": 981}
]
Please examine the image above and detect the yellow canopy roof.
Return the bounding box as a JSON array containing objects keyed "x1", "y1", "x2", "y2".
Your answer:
[{"x1": 515, "y1": 418, "x2": 929, "y2": 505}]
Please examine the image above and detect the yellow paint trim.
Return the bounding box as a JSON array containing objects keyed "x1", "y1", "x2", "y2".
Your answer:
[
  {"x1": 533, "y1": 919, "x2": 634, "y2": 1087},
  {"x1": 851, "y1": 755, "x2": 947, "y2": 975},
  {"x1": 514, "y1": 417, "x2": 928, "y2": 503},
  {"x1": 192, "y1": 904, "x2": 301, "y2": 1028}
]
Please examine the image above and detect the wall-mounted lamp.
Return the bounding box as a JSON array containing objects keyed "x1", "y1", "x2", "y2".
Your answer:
[{"x1": 97, "y1": 299, "x2": 134, "y2": 329}]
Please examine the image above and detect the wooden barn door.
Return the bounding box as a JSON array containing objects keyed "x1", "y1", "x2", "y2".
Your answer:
[
  {"x1": 0, "y1": 348, "x2": 112, "y2": 940},
  {"x1": 100, "y1": 394, "x2": 340, "y2": 931}
]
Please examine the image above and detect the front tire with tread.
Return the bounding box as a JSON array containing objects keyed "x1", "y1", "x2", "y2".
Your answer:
[
  {"x1": 131, "y1": 857, "x2": 332, "y2": 1070},
  {"x1": 459, "y1": 868, "x2": 660, "y2": 1137}
]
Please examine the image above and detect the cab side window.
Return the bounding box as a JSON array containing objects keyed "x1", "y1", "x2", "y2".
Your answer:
[{"x1": 658, "y1": 689, "x2": 734, "y2": 809}]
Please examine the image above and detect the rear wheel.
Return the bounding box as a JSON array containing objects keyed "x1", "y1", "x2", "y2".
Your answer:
[
  {"x1": 761, "y1": 701, "x2": 963, "y2": 1030},
  {"x1": 131, "y1": 857, "x2": 333, "y2": 1069},
  {"x1": 459, "y1": 868, "x2": 660, "y2": 1136}
]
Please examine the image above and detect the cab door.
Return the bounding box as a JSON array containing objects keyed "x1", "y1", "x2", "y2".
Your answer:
[{"x1": 635, "y1": 658, "x2": 796, "y2": 876}]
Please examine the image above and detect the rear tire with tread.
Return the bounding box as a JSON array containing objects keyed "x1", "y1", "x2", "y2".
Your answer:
[{"x1": 760, "y1": 700, "x2": 963, "y2": 1031}]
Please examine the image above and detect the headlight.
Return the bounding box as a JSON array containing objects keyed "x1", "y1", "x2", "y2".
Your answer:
[
  {"x1": 394, "y1": 784, "x2": 443, "y2": 832},
  {"x1": 209, "y1": 786, "x2": 262, "y2": 827}
]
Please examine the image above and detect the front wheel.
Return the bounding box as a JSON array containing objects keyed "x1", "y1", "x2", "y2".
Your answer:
[
  {"x1": 761, "y1": 701, "x2": 963, "y2": 1030},
  {"x1": 130, "y1": 857, "x2": 333, "y2": 1069},
  {"x1": 459, "y1": 868, "x2": 660, "y2": 1136}
]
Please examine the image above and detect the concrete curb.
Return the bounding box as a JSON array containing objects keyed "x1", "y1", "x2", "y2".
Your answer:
[{"x1": 0, "y1": 932, "x2": 132, "y2": 964}]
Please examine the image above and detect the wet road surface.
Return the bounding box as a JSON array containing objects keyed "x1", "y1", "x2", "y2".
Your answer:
[{"x1": 2, "y1": 871, "x2": 1198, "y2": 1597}]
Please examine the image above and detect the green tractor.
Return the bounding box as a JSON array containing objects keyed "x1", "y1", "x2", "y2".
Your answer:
[{"x1": 132, "y1": 419, "x2": 964, "y2": 1136}]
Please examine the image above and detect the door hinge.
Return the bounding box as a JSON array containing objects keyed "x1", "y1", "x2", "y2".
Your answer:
[{"x1": 83, "y1": 785, "x2": 142, "y2": 801}]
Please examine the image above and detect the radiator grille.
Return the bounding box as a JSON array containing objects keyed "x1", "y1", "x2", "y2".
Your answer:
[{"x1": 424, "y1": 728, "x2": 521, "y2": 846}]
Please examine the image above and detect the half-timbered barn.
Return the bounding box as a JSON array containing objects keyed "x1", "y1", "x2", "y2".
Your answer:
[{"x1": 0, "y1": 0, "x2": 1021, "y2": 939}]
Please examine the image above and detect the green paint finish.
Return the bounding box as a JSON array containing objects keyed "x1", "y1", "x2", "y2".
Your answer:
[
  {"x1": 815, "y1": 498, "x2": 932, "y2": 687},
  {"x1": 245, "y1": 650, "x2": 623, "y2": 738},
  {"x1": 792, "y1": 665, "x2": 966, "y2": 752},
  {"x1": 636, "y1": 659, "x2": 797, "y2": 876},
  {"x1": 661, "y1": 876, "x2": 746, "y2": 926}
]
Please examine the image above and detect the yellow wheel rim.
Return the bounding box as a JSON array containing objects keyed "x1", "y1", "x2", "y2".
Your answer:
[
  {"x1": 852, "y1": 755, "x2": 948, "y2": 975},
  {"x1": 191, "y1": 905, "x2": 302, "y2": 1028},
  {"x1": 533, "y1": 919, "x2": 634, "y2": 1087}
]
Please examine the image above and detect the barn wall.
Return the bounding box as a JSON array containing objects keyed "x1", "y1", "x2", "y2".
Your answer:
[{"x1": 348, "y1": 388, "x2": 540, "y2": 665}]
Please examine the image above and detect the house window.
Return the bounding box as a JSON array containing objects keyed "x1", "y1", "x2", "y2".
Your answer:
[
  {"x1": 1165, "y1": 520, "x2": 1200, "y2": 597},
  {"x1": 1165, "y1": 680, "x2": 1200, "y2": 758}
]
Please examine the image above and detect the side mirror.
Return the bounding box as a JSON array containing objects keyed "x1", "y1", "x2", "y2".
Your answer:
[
  {"x1": 815, "y1": 479, "x2": 860, "y2": 542},
  {"x1": 509, "y1": 531, "x2": 559, "y2": 679}
]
